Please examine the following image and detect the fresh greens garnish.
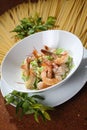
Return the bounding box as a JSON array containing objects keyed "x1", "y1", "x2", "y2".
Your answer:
[
  {"x1": 45, "y1": 55, "x2": 53, "y2": 60},
  {"x1": 30, "y1": 60, "x2": 44, "y2": 79},
  {"x1": 22, "y1": 73, "x2": 29, "y2": 82},
  {"x1": 55, "y1": 48, "x2": 64, "y2": 55},
  {"x1": 12, "y1": 14, "x2": 56, "y2": 39},
  {"x1": 5, "y1": 90, "x2": 53, "y2": 122},
  {"x1": 62, "y1": 72, "x2": 68, "y2": 80},
  {"x1": 30, "y1": 60, "x2": 38, "y2": 67},
  {"x1": 37, "y1": 66, "x2": 44, "y2": 73},
  {"x1": 66, "y1": 56, "x2": 73, "y2": 70},
  {"x1": 33, "y1": 77, "x2": 41, "y2": 89}
]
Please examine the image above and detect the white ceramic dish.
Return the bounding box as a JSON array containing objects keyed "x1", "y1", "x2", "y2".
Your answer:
[
  {"x1": 1, "y1": 30, "x2": 83, "y2": 93},
  {"x1": 0, "y1": 48, "x2": 87, "y2": 107}
]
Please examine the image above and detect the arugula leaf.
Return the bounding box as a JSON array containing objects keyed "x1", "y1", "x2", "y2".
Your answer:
[{"x1": 5, "y1": 90, "x2": 53, "y2": 122}]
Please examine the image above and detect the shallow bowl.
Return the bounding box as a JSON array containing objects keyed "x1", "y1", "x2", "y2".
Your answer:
[{"x1": 1, "y1": 30, "x2": 83, "y2": 93}]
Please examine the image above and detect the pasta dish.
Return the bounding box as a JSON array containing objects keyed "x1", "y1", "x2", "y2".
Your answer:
[{"x1": 21, "y1": 46, "x2": 73, "y2": 90}]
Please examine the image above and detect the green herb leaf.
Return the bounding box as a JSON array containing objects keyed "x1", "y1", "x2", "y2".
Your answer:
[
  {"x1": 12, "y1": 14, "x2": 56, "y2": 39},
  {"x1": 22, "y1": 73, "x2": 29, "y2": 82},
  {"x1": 66, "y1": 56, "x2": 73, "y2": 70},
  {"x1": 42, "y1": 111, "x2": 51, "y2": 121},
  {"x1": 34, "y1": 111, "x2": 39, "y2": 123},
  {"x1": 31, "y1": 95, "x2": 44, "y2": 100},
  {"x1": 55, "y1": 48, "x2": 64, "y2": 55},
  {"x1": 46, "y1": 16, "x2": 56, "y2": 26},
  {"x1": 5, "y1": 90, "x2": 53, "y2": 122}
]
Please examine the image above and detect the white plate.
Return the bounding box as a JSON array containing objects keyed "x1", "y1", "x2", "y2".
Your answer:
[{"x1": 0, "y1": 48, "x2": 87, "y2": 107}]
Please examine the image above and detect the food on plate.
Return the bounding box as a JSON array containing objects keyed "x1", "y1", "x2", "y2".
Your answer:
[{"x1": 21, "y1": 46, "x2": 73, "y2": 90}]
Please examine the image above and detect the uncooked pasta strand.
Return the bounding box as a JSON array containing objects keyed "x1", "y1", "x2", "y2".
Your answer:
[
  {"x1": 0, "y1": 41, "x2": 11, "y2": 50},
  {"x1": 21, "y1": 3, "x2": 29, "y2": 18},
  {"x1": 9, "y1": 8, "x2": 19, "y2": 25},
  {"x1": 59, "y1": 0, "x2": 75, "y2": 30},
  {"x1": 0, "y1": 0, "x2": 87, "y2": 64},
  {"x1": 0, "y1": 12, "x2": 15, "y2": 28},
  {"x1": 81, "y1": 33, "x2": 87, "y2": 46},
  {"x1": 36, "y1": 0, "x2": 41, "y2": 15},
  {"x1": 0, "y1": 25, "x2": 14, "y2": 45},
  {"x1": 63, "y1": 0, "x2": 85, "y2": 31},
  {"x1": 48, "y1": 0, "x2": 58, "y2": 17},
  {"x1": 38, "y1": 0, "x2": 51, "y2": 20},
  {"x1": 84, "y1": 42, "x2": 87, "y2": 48},
  {"x1": 74, "y1": 0, "x2": 87, "y2": 36}
]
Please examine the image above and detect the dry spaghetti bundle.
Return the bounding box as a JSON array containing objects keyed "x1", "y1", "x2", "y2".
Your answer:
[{"x1": 0, "y1": 0, "x2": 87, "y2": 64}]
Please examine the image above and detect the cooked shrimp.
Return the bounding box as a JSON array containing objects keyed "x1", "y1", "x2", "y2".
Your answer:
[
  {"x1": 41, "y1": 49, "x2": 52, "y2": 55},
  {"x1": 21, "y1": 58, "x2": 29, "y2": 77},
  {"x1": 41, "y1": 49, "x2": 57, "y2": 59},
  {"x1": 33, "y1": 49, "x2": 41, "y2": 58},
  {"x1": 41, "y1": 63, "x2": 53, "y2": 78},
  {"x1": 44, "y1": 45, "x2": 50, "y2": 50},
  {"x1": 37, "y1": 81, "x2": 49, "y2": 89},
  {"x1": 47, "y1": 66, "x2": 53, "y2": 78},
  {"x1": 41, "y1": 70, "x2": 60, "y2": 85},
  {"x1": 54, "y1": 52, "x2": 68, "y2": 65},
  {"x1": 21, "y1": 45, "x2": 73, "y2": 90},
  {"x1": 21, "y1": 58, "x2": 28, "y2": 70},
  {"x1": 25, "y1": 69, "x2": 36, "y2": 89}
]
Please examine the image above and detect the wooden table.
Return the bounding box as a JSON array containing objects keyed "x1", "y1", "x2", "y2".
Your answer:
[
  {"x1": 0, "y1": 83, "x2": 87, "y2": 130},
  {"x1": 0, "y1": 0, "x2": 87, "y2": 130}
]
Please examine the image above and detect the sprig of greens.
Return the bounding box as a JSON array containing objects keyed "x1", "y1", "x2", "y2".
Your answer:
[
  {"x1": 12, "y1": 14, "x2": 56, "y2": 39},
  {"x1": 5, "y1": 90, "x2": 53, "y2": 122}
]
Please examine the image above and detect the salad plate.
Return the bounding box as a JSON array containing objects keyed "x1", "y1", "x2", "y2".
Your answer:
[{"x1": 0, "y1": 48, "x2": 87, "y2": 107}]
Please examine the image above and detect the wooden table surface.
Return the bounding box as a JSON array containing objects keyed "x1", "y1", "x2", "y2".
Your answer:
[
  {"x1": 0, "y1": 84, "x2": 87, "y2": 130},
  {"x1": 0, "y1": 0, "x2": 87, "y2": 130}
]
